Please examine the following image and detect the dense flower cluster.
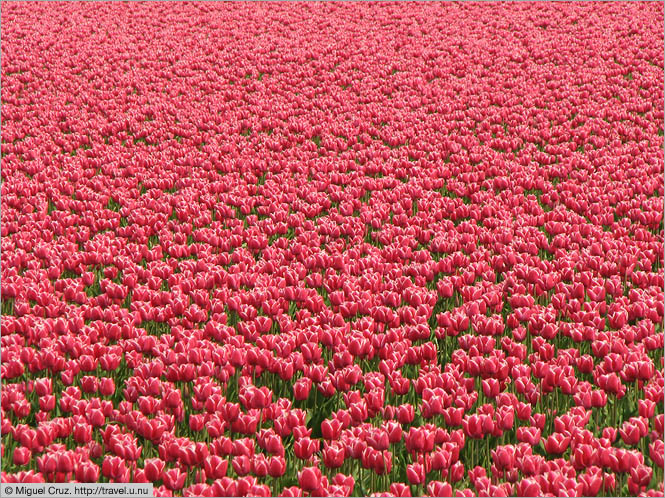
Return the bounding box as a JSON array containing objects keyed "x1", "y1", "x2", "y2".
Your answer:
[{"x1": 1, "y1": 2, "x2": 664, "y2": 497}]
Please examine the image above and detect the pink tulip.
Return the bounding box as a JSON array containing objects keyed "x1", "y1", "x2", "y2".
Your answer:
[
  {"x1": 163, "y1": 468, "x2": 186, "y2": 491},
  {"x1": 13, "y1": 447, "x2": 31, "y2": 466},
  {"x1": 298, "y1": 466, "x2": 322, "y2": 492},
  {"x1": 406, "y1": 463, "x2": 425, "y2": 485}
]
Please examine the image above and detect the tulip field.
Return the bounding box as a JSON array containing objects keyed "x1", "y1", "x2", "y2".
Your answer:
[{"x1": 1, "y1": 2, "x2": 664, "y2": 497}]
